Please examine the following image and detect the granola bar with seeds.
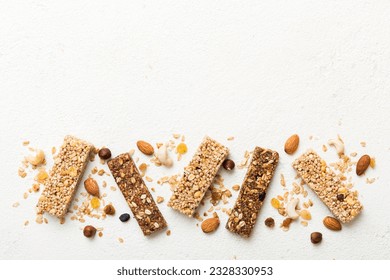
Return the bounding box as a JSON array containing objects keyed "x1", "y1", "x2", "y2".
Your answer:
[
  {"x1": 36, "y1": 136, "x2": 93, "y2": 218},
  {"x1": 292, "y1": 150, "x2": 363, "y2": 223},
  {"x1": 226, "y1": 147, "x2": 279, "y2": 237},
  {"x1": 168, "y1": 137, "x2": 229, "y2": 217},
  {"x1": 108, "y1": 153, "x2": 167, "y2": 236}
]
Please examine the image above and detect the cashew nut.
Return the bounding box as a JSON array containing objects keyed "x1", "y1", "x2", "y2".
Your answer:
[
  {"x1": 26, "y1": 150, "x2": 45, "y2": 166},
  {"x1": 156, "y1": 143, "x2": 173, "y2": 167},
  {"x1": 328, "y1": 138, "x2": 345, "y2": 157},
  {"x1": 286, "y1": 198, "x2": 300, "y2": 219}
]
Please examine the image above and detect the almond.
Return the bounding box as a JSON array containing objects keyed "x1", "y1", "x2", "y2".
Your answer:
[
  {"x1": 84, "y1": 178, "x2": 100, "y2": 197},
  {"x1": 356, "y1": 154, "x2": 370, "y2": 176},
  {"x1": 201, "y1": 217, "x2": 220, "y2": 233},
  {"x1": 323, "y1": 216, "x2": 342, "y2": 231},
  {"x1": 284, "y1": 134, "x2": 300, "y2": 155},
  {"x1": 137, "y1": 140, "x2": 154, "y2": 156}
]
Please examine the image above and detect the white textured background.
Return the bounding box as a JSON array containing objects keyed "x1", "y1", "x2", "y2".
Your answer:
[{"x1": 1, "y1": 0, "x2": 390, "y2": 260}]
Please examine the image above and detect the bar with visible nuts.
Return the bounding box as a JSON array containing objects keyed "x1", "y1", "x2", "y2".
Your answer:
[
  {"x1": 108, "y1": 153, "x2": 167, "y2": 235},
  {"x1": 37, "y1": 136, "x2": 93, "y2": 218},
  {"x1": 168, "y1": 136, "x2": 229, "y2": 217},
  {"x1": 293, "y1": 150, "x2": 363, "y2": 223},
  {"x1": 226, "y1": 147, "x2": 279, "y2": 237}
]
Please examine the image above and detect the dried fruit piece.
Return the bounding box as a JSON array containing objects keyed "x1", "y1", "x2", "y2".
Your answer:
[
  {"x1": 84, "y1": 178, "x2": 100, "y2": 197},
  {"x1": 137, "y1": 140, "x2": 154, "y2": 155},
  {"x1": 271, "y1": 198, "x2": 280, "y2": 209},
  {"x1": 83, "y1": 225, "x2": 97, "y2": 238},
  {"x1": 176, "y1": 143, "x2": 188, "y2": 154},
  {"x1": 299, "y1": 210, "x2": 312, "y2": 220},
  {"x1": 90, "y1": 197, "x2": 100, "y2": 209},
  {"x1": 356, "y1": 155, "x2": 371, "y2": 176},
  {"x1": 201, "y1": 217, "x2": 220, "y2": 233},
  {"x1": 323, "y1": 216, "x2": 342, "y2": 231},
  {"x1": 311, "y1": 232, "x2": 322, "y2": 244},
  {"x1": 264, "y1": 217, "x2": 275, "y2": 228},
  {"x1": 284, "y1": 134, "x2": 299, "y2": 155},
  {"x1": 119, "y1": 213, "x2": 130, "y2": 222},
  {"x1": 36, "y1": 170, "x2": 48, "y2": 183},
  {"x1": 103, "y1": 204, "x2": 115, "y2": 215},
  {"x1": 98, "y1": 148, "x2": 112, "y2": 160}
]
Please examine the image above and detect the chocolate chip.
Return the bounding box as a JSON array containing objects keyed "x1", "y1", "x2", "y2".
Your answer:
[
  {"x1": 119, "y1": 213, "x2": 130, "y2": 222},
  {"x1": 222, "y1": 159, "x2": 235, "y2": 171},
  {"x1": 98, "y1": 148, "x2": 112, "y2": 160},
  {"x1": 337, "y1": 194, "x2": 345, "y2": 202},
  {"x1": 259, "y1": 192, "x2": 266, "y2": 202}
]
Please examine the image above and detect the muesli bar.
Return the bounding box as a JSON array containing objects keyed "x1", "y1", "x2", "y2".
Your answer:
[
  {"x1": 293, "y1": 150, "x2": 363, "y2": 223},
  {"x1": 108, "y1": 153, "x2": 167, "y2": 235},
  {"x1": 226, "y1": 147, "x2": 279, "y2": 237},
  {"x1": 37, "y1": 135, "x2": 93, "y2": 218},
  {"x1": 168, "y1": 136, "x2": 229, "y2": 217}
]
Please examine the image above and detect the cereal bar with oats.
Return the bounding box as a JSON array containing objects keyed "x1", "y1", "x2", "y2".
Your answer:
[
  {"x1": 37, "y1": 136, "x2": 93, "y2": 218},
  {"x1": 226, "y1": 147, "x2": 279, "y2": 237},
  {"x1": 168, "y1": 136, "x2": 229, "y2": 217},
  {"x1": 108, "y1": 153, "x2": 167, "y2": 236},
  {"x1": 293, "y1": 150, "x2": 363, "y2": 223}
]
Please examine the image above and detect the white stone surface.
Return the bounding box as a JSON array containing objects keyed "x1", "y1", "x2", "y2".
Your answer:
[{"x1": 1, "y1": 0, "x2": 390, "y2": 259}]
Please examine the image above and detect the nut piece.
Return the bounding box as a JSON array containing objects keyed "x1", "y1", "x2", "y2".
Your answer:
[
  {"x1": 98, "y1": 148, "x2": 112, "y2": 160},
  {"x1": 286, "y1": 198, "x2": 300, "y2": 219},
  {"x1": 84, "y1": 178, "x2": 100, "y2": 197},
  {"x1": 264, "y1": 217, "x2": 275, "y2": 228},
  {"x1": 83, "y1": 225, "x2": 97, "y2": 238},
  {"x1": 284, "y1": 134, "x2": 300, "y2": 155},
  {"x1": 156, "y1": 143, "x2": 173, "y2": 167},
  {"x1": 137, "y1": 140, "x2": 154, "y2": 156},
  {"x1": 201, "y1": 217, "x2": 220, "y2": 233},
  {"x1": 356, "y1": 155, "x2": 371, "y2": 176},
  {"x1": 103, "y1": 204, "x2": 116, "y2": 215},
  {"x1": 26, "y1": 150, "x2": 46, "y2": 166},
  {"x1": 328, "y1": 138, "x2": 344, "y2": 157},
  {"x1": 222, "y1": 159, "x2": 235, "y2": 170},
  {"x1": 323, "y1": 216, "x2": 342, "y2": 231},
  {"x1": 311, "y1": 232, "x2": 322, "y2": 244}
]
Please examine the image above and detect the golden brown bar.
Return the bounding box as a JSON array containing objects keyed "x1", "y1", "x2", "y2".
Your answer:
[
  {"x1": 293, "y1": 150, "x2": 363, "y2": 223},
  {"x1": 37, "y1": 136, "x2": 93, "y2": 218},
  {"x1": 108, "y1": 153, "x2": 167, "y2": 235},
  {"x1": 168, "y1": 136, "x2": 229, "y2": 217},
  {"x1": 226, "y1": 147, "x2": 279, "y2": 237}
]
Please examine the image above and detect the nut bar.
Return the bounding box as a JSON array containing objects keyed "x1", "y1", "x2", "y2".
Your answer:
[
  {"x1": 108, "y1": 153, "x2": 167, "y2": 235},
  {"x1": 37, "y1": 136, "x2": 93, "y2": 218},
  {"x1": 168, "y1": 136, "x2": 229, "y2": 217},
  {"x1": 293, "y1": 150, "x2": 363, "y2": 223},
  {"x1": 226, "y1": 147, "x2": 279, "y2": 237}
]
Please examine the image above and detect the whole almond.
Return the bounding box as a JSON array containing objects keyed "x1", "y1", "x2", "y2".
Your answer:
[
  {"x1": 284, "y1": 134, "x2": 300, "y2": 155},
  {"x1": 201, "y1": 217, "x2": 220, "y2": 233},
  {"x1": 356, "y1": 154, "x2": 371, "y2": 176},
  {"x1": 84, "y1": 178, "x2": 100, "y2": 197},
  {"x1": 137, "y1": 140, "x2": 154, "y2": 156},
  {"x1": 323, "y1": 216, "x2": 342, "y2": 231}
]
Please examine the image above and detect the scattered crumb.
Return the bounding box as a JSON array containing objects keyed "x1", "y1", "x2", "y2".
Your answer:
[
  {"x1": 24, "y1": 220, "x2": 29, "y2": 226},
  {"x1": 322, "y1": 145, "x2": 328, "y2": 152},
  {"x1": 360, "y1": 141, "x2": 366, "y2": 147},
  {"x1": 232, "y1": 185, "x2": 240, "y2": 191},
  {"x1": 227, "y1": 136, "x2": 234, "y2": 141},
  {"x1": 166, "y1": 230, "x2": 171, "y2": 236},
  {"x1": 118, "y1": 237, "x2": 124, "y2": 243},
  {"x1": 22, "y1": 141, "x2": 30, "y2": 146},
  {"x1": 157, "y1": 196, "x2": 164, "y2": 204},
  {"x1": 12, "y1": 202, "x2": 20, "y2": 208},
  {"x1": 280, "y1": 174, "x2": 286, "y2": 187},
  {"x1": 366, "y1": 178, "x2": 376, "y2": 184}
]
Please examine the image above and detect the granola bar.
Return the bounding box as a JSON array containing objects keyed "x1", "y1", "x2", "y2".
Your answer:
[
  {"x1": 108, "y1": 153, "x2": 167, "y2": 235},
  {"x1": 168, "y1": 136, "x2": 229, "y2": 217},
  {"x1": 37, "y1": 136, "x2": 93, "y2": 218},
  {"x1": 226, "y1": 147, "x2": 279, "y2": 237},
  {"x1": 293, "y1": 150, "x2": 363, "y2": 223}
]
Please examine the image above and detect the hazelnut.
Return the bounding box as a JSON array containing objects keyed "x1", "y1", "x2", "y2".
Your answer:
[
  {"x1": 264, "y1": 217, "x2": 275, "y2": 228},
  {"x1": 83, "y1": 225, "x2": 97, "y2": 238},
  {"x1": 222, "y1": 159, "x2": 235, "y2": 170},
  {"x1": 311, "y1": 232, "x2": 322, "y2": 244},
  {"x1": 98, "y1": 148, "x2": 112, "y2": 160}
]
